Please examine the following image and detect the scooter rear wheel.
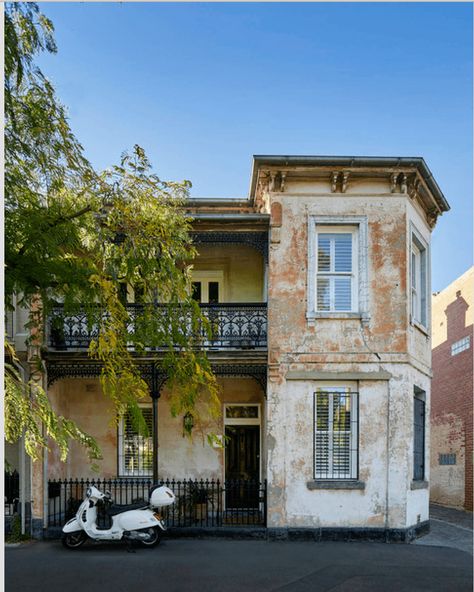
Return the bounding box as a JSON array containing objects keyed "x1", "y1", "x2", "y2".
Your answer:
[
  {"x1": 61, "y1": 531, "x2": 88, "y2": 549},
  {"x1": 139, "y1": 526, "x2": 162, "y2": 547}
]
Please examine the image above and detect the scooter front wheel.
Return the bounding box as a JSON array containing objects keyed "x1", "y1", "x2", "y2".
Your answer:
[
  {"x1": 139, "y1": 526, "x2": 162, "y2": 547},
  {"x1": 61, "y1": 531, "x2": 88, "y2": 549}
]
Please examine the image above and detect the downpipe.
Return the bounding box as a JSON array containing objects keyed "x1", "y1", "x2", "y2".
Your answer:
[{"x1": 385, "y1": 380, "x2": 391, "y2": 534}]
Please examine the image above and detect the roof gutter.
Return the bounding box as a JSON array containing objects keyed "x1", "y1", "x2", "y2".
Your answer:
[{"x1": 190, "y1": 213, "x2": 270, "y2": 222}]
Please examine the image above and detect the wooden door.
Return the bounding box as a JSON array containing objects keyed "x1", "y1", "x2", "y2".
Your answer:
[{"x1": 225, "y1": 425, "x2": 260, "y2": 507}]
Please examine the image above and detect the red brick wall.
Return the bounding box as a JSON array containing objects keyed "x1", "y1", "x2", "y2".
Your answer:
[{"x1": 432, "y1": 290, "x2": 473, "y2": 511}]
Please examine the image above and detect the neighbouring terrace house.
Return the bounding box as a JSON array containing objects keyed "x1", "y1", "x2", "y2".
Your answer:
[{"x1": 11, "y1": 156, "x2": 450, "y2": 540}]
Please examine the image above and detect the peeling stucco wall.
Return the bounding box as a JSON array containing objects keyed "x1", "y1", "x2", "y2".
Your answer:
[
  {"x1": 266, "y1": 175, "x2": 432, "y2": 529},
  {"x1": 48, "y1": 378, "x2": 118, "y2": 479},
  {"x1": 47, "y1": 377, "x2": 265, "y2": 481}
]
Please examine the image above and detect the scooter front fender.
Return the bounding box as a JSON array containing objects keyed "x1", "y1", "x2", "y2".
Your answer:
[{"x1": 63, "y1": 518, "x2": 82, "y2": 533}]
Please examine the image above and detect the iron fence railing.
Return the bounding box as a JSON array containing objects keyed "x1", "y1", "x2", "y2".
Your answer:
[
  {"x1": 47, "y1": 303, "x2": 267, "y2": 350},
  {"x1": 5, "y1": 470, "x2": 20, "y2": 516},
  {"x1": 47, "y1": 477, "x2": 267, "y2": 528}
]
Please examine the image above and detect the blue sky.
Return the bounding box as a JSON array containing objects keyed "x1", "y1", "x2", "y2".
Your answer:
[{"x1": 38, "y1": 2, "x2": 472, "y2": 292}]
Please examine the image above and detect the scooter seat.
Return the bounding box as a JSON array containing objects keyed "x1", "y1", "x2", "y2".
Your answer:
[{"x1": 106, "y1": 501, "x2": 149, "y2": 516}]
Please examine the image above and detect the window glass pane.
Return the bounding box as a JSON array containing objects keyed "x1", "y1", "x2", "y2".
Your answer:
[
  {"x1": 334, "y1": 277, "x2": 352, "y2": 311},
  {"x1": 208, "y1": 281, "x2": 219, "y2": 304},
  {"x1": 316, "y1": 392, "x2": 330, "y2": 429},
  {"x1": 317, "y1": 278, "x2": 330, "y2": 310},
  {"x1": 315, "y1": 390, "x2": 357, "y2": 480},
  {"x1": 333, "y1": 393, "x2": 351, "y2": 431},
  {"x1": 191, "y1": 281, "x2": 202, "y2": 302},
  {"x1": 123, "y1": 408, "x2": 153, "y2": 476},
  {"x1": 333, "y1": 433, "x2": 351, "y2": 476},
  {"x1": 225, "y1": 406, "x2": 258, "y2": 419},
  {"x1": 451, "y1": 336, "x2": 471, "y2": 356},
  {"x1": 412, "y1": 290, "x2": 419, "y2": 322},
  {"x1": 315, "y1": 433, "x2": 329, "y2": 476},
  {"x1": 334, "y1": 234, "x2": 352, "y2": 272},
  {"x1": 413, "y1": 397, "x2": 425, "y2": 480},
  {"x1": 317, "y1": 235, "x2": 331, "y2": 271},
  {"x1": 119, "y1": 283, "x2": 128, "y2": 305},
  {"x1": 134, "y1": 285, "x2": 145, "y2": 304}
]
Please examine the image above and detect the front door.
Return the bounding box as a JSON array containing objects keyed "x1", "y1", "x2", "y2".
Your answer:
[{"x1": 225, "y1": 425, "x2": 260, "y2": 508}]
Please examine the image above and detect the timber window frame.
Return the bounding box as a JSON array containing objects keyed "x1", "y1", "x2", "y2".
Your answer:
[
  {"x1": 307, "y1": 215, "x2": 369, "y2": 320},
  {"x1": 313, "y1": 383, "x2": 359, "y2": 480},
  {"x1": 191, "y1": 270, "x2": 224, "y2": 304},
  {"x1": 410, "y1": 225, "x2": 429, "y2": 331},
  {"x1": 118, "y1": 405, "x2": 153, "y2": 477}
]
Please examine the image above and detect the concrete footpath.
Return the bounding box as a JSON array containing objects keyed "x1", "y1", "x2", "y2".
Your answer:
[{"x1": 414, "y1": 503, "x2": 473, "y2": 555}]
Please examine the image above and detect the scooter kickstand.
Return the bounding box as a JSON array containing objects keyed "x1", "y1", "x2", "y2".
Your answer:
[{"x1": 126, "y1": 539, "x2": 136, "y2": 553}]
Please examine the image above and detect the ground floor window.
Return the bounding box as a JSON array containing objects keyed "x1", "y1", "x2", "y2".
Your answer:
[
  {"x1": 118, "y1": 406, "x2": 153, "y2": 477},
  {"x1": 314, "y1": 385, "x2": 358, "y2": 479},
  {"x1": 413, "y1": 390, "x2": 426, "y2": 481}
]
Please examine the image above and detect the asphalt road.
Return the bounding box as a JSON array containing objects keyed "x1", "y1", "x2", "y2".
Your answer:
[{"x1": 6, "y1": 538, "x2": 473, "y2": 592}]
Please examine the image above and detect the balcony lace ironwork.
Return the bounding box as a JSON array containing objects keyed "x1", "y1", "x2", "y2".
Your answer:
[{"x1": 47, "y1": 303, "x2": 267, "y2": 350}]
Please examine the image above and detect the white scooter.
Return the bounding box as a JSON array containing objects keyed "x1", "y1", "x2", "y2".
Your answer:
[{"x1": 61, "y1": 484, "x2": 175, "y2": 549}]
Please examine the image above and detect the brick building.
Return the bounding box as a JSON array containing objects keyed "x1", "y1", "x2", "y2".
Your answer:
[{"x1": 431, "y1": 267, "x2": 473, "y2": 511}]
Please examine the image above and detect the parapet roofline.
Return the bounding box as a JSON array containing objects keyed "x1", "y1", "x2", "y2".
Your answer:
[{"x1": 249, "y1": 155, "x2": 450, "y2": 213}]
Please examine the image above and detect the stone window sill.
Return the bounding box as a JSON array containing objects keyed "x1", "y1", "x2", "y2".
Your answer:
[
  {"x1": 411, "y1": 320, "x2": 430, "y2": 338},
  {"x1": 410, "y1": 480, "x2": 429, "y2": 490},
  {"x1": 307, "y1": 312, "x2": 363, "y2": 321},
  {"x1": 306, "y1": 480, "x2": 366, "y2": 491}
]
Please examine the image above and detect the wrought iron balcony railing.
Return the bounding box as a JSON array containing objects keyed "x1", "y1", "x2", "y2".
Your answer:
[{"x1": 47, "y1": 303, "x2": 267, "y2": 350}]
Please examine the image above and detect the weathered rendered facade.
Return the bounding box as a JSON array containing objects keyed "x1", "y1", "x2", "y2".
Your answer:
[
  {"x1": 11, "y1": 155, "x2": 450, "y2": 539},
  {"x1": 255, "y1": 157, "x2": 448, "y2": 536}
]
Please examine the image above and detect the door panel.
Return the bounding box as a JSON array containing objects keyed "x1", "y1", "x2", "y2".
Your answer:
[{"x1": 225, "y1": 425, "x2": 260, "y2": 508}]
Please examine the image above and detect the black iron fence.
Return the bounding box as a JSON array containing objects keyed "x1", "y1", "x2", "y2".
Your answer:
[
  {"x1": 5, "y1": 470, "x2": 20, "y2": 516},
  {"x1": 47, "y1": 303, "x2": 267, "y2": 350},
  {"x1": 47, "y1": 478, "x2": 266, "y2": 528}
]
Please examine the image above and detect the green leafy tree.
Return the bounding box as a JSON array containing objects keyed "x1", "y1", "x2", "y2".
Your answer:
[{"x1": 5, "y1": 2, "x2": 220, "y2": 463}]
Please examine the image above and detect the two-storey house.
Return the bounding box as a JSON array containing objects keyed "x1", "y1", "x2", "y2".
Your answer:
[{"x1": 18, "y1": 155, "x2": 449, "y2": 540}]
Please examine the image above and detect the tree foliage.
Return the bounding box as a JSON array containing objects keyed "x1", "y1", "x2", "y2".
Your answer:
[{"x1": 5, "y1": 2, "x2": 220, "y2": 462}]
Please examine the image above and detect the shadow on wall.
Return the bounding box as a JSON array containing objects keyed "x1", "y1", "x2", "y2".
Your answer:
[{"x1": 431, "y1": 289, "x2": 473, "y2": 511}]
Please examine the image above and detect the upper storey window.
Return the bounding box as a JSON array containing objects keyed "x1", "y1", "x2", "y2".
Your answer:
[
  {"x1": 191, "y1": 271, "x2": 224, "y2": 304},
  {"x1": 316, "y1": 228, "x2": 358, "y2": 312},
  {"x1": 410, "y1": 226, "x2": 429, "y2": 330},
  {"x1": 308, "y1": 216, "x2": 368, "y2": 320}
]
